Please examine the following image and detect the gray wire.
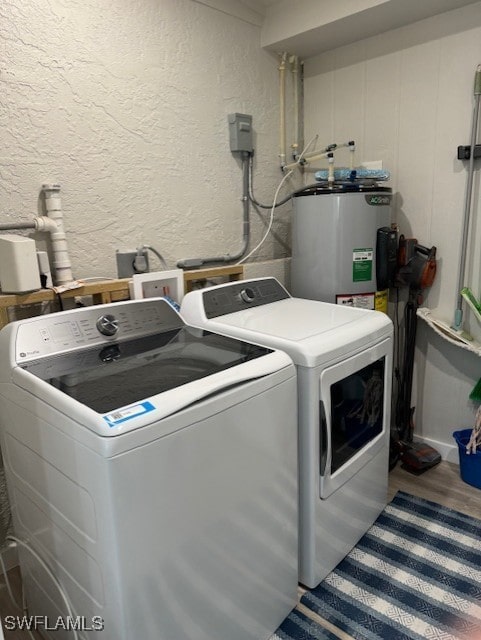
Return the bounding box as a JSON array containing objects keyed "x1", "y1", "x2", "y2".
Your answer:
[
  {"x1": 140, "y1": 245, "x2": 168, "y2": 270},
  {"x1": 248, "y1": 157, "x2": 319, "y2": 209}
]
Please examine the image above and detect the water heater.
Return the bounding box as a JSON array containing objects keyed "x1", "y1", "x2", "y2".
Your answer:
[{"x1": 291, "y1": 186, "x2": 392, "y2": 311}]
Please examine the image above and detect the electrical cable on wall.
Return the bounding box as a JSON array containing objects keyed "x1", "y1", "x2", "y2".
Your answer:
[
  {"x1": 177, "y1": 152, "x2": 252, "y2": 269},
  {"x1": 239, "y1": 133, "x2": 321, "y2": 264},
  {"x1": 237, "y1": 169, "x2": 293, "y2": 265},
  {"x1": 248, "y1": 156, "x2": 320, "y2": 209},
  {"x1": 135, "y1": 245, "x2": 168, "y2": 272}
]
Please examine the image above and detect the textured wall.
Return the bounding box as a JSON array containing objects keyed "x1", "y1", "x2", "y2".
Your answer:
[
  {"x1": 303, "y1": 2, "x2": 481, "y2": 457},
  {"x1": 1, "y1": 0, "x2": 293, "y2": 278}
]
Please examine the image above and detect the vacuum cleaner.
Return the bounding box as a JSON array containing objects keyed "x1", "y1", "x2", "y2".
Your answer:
[{"x1": 390, "y1": 237, "x2": 441, "y2": 474}]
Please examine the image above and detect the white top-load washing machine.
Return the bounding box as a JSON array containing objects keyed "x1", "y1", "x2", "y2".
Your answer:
[
  {"x1": 0, "y1": 298, "x2": 298, "y2": 640},
  {"x1": 181, "y1": 278, "x2": 393, "y2": 589}
]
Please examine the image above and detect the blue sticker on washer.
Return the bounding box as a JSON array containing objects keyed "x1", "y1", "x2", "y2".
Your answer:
[{"x1": 103, "y1": 401, "x2": 155, "y2": 427}]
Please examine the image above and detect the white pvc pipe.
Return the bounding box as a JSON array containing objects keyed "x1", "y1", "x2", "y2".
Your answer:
[
  {"x1": 349, "y1": 141, "x2": 356, "y2": 169},
  {"x1": 0, "y1": 221, "x2": 36, "y2": 231},
  {"x1": 279, "y1": 52, "x2": 287, "y2": 168},
  {"x1": 42, "y1": 184, "x2": 74, "y2": 285},
  {"x1": 0, "y1": 217, "x2": 57, "y2": 233},
  {"x1": 327, "y1": 153, "x2": 335, "y2": 186},
  {"x1": 290, "y1": 55, "x2": 299, "y2": 161},
  {"x1": 282, "y1": 150, "x2": 330, "y2": 172}
]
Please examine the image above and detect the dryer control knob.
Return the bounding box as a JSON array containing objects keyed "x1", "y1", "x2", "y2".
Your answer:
[
  {"x1": 239, "y1": 287, "x2": 256, "y2": 303},
  {"x1": 96, "y1": 314, "x2": 119, "y2": 336}
]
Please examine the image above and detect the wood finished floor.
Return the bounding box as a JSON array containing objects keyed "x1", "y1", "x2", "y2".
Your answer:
[
  {"x1": 388, "y1": 458, "x2": 481, "y2": 520},
  {"x1": 0, "y1": 460, "x2": 478, "y2": 638}
]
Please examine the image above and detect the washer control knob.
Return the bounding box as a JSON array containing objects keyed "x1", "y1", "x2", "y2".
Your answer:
[
  {"x1": 239, "y1": 287, "x2": 256, "y2": 303},
  {"x1": 96, "y1": 314, "x2": 119, "y2": 336}
]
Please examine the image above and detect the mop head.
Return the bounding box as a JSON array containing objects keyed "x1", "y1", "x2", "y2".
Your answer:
[{"x1": 466, "y1": 406, "x2": 481, "y2": 454}]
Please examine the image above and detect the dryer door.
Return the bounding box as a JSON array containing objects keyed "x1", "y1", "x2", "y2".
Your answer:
[{"x1": 319, "y1": 337, "x2": 392, "y2": 499}]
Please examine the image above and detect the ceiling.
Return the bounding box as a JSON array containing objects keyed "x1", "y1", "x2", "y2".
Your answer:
[{"x1": 238, "y1": 0, "x2": 278, "y2": 13}]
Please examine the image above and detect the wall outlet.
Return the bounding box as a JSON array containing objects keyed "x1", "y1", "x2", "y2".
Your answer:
[
  {"x1": 116, "y1": 250, "x2": 149, "y2": 278},
  {"x1": 130, "y1": 270, "x2": 184, "y2": 304}
]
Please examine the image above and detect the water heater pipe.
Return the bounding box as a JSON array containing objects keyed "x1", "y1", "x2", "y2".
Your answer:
[
  {"x1": 279, "y1": 52, "x2": 288, "y2": 168},
  {"x1": 349, "y1": 141, "x2": 356, "y2": 169},
  {"x1": 42, "y1": 184, "x2": 74, "y2": 285},
  {"x1": 302, "y1": 140, "x2": 352, "y2": 161},
  {"x1": 327, "y1": 152, "x2": 335, "y2": 186},
  {"x1": 282, "y1": 149, "x2": 330, "y2": 171},
  {"x1": 176, "y1": 154, "x2": 250, "y2": 269},
  {"x1": 290, "y1": 55, "x2": 299, "y2": 161}
]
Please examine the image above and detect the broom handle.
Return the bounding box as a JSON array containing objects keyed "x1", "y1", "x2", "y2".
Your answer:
[{"x1": 455, "y1": 64, "x2": 481, "y2": 329}]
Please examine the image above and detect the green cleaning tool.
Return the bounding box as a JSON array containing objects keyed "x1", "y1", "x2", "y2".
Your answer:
[
  {"x1": 461, "y1": 287, "x2": 481, "y2": 323},
  {"x1": 464, "y1": 286, "x2": 481, "y2": 401},
  {"x1": 470, "y1": 377, "x2": 481, "y2": 402}
]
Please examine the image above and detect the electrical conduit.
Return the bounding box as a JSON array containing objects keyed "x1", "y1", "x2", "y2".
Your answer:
[{"x1": 176, "y1": 153, "x2": 250, "y2": 269}]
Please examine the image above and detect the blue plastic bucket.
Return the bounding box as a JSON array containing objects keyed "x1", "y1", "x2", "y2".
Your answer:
[{"x1": 453, "y1": 429, "x2": 481, "y2": 490}]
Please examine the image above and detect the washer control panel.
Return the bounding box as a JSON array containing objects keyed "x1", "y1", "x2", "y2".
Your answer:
[
  {"x1": 203, "y1": 278, "x2": 290, "y2": 318},
  {"x1": 15, "y1": 299, "x2": 183, "y2": 363}
]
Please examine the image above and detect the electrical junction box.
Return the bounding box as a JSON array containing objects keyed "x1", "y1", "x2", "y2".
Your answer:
[
  {"x1": 0, "y1": 234, "x2": 41, "y2": 293},
  {"x1": 228, "y1": 113, "x2": 253, "y2": 153}
]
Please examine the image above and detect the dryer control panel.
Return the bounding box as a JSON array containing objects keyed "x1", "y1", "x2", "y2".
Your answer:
[
  {"x1": 202, "y1": 278, "x2": 290, "y2": 318},
  {"x1": 14, "y1": 298, "x2": 183, "y2": 363}
]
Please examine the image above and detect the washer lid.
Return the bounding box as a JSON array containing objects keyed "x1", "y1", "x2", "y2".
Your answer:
[{"x1": 19, "y1": 326, "x2": 274, "y2": 415}]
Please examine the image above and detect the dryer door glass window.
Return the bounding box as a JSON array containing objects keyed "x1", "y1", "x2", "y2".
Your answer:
[{"x1": 330, "y1": 357, "x2": 385, "y2": 474}]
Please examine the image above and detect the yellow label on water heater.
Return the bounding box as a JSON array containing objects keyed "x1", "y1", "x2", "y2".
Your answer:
[{"x1": 375, "y1": 290, "x2": 388, "y2": 314}]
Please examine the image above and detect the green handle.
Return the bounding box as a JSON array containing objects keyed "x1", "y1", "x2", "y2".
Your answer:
[{"x1": 474, "y1": 64, "x2": 481, "y2": 95}]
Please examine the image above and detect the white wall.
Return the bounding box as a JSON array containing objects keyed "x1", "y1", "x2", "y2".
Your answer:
[
  {"x1": 1, "y1": 0, "x2": 293, "y2": 279},
  {"x1": 303, "y1": 1, "x2": 481, "y2": 456}
]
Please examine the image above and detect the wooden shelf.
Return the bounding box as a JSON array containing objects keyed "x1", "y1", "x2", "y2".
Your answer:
[
  {"x1": 0, "y1": 279, "x2": 131, "y2": 329},
  {"x1": 183, "y1": 265, "x2": 244, "y2": 293},
  {"x1": 0, "y1": 266, "x2": 245, "y2": 329}
]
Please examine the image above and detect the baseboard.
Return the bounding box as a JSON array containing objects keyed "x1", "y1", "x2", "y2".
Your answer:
[{"x1": 413, "y1": 435, "x2": 459, "y2": 465}]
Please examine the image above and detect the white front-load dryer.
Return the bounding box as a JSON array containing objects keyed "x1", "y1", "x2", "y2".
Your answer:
[
  {"x1": 0, "y1": 298, "x2": 298, "y2": 640},
  {"x1": 181, "y1": 277, "x2": 393, "y2": 588}
]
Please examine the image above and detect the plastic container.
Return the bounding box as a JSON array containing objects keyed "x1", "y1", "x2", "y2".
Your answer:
[{"x1": 453, "y1": 429, "x2": 481, "y2": 489}]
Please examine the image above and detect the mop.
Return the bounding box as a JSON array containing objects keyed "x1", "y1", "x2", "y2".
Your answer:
[{"x1": 466, "y1": 405, "x2": 481, "y2": 454}]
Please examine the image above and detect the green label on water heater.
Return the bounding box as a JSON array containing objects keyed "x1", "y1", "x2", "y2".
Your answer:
[{"x1": 352, "y1": 248, "x2": 373, "y2": 282}]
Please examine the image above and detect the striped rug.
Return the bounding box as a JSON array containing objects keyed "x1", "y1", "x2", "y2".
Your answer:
[{"x1": 275, "y1": 491, "x2": 481, "y2": 640}]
